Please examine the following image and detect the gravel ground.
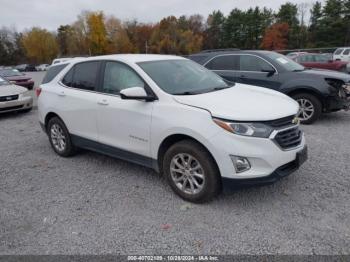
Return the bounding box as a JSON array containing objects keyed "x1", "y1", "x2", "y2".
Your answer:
[{"x1": 0, "y1": 108, "x2": 350, "y2": 255}]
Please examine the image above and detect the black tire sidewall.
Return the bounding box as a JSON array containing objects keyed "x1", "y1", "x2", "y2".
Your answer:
[
  {"x1": 163, "y1": 140, "x2": 220, "y2": 203},
  {"x1": 293, "y1": 93, "x2": 322, "y2": 124},
  {"x1": 47, "y1": 117, "x2": 75, "y2": 157}
]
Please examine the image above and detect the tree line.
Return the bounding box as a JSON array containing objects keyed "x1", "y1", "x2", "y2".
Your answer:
[{"x1": 0, "y1": 0, "x2": 349, "y2": 65}]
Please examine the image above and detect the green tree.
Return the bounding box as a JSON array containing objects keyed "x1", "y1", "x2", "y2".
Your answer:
[
  {"x1": 203, "y1": 10, "x2": 225, "y2": 49},
  {"x1": 308, "y1": 1, "x2": 322, "y2": 46},
  {"x1": 277, "y1": 2, "x2": 300, "y2": 48}
]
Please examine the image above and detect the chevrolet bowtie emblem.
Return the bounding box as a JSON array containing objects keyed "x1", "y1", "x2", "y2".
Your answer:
[{"x1": 292, "y1": 117, "x2": 300, "y2": 125}]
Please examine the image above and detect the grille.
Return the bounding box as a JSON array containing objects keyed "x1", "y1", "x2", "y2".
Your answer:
[
  {"x1": 274, "y1": 127, "x2": 302, "y2": 150},
  {"x1": 0, "y1": 105, "x2": 23, "y2": 112},
  {"x1": 264, "y1": 115, "x2": 295, "y2": 128},
  {"x1": 0, "y1": 94, "x2": 19, "y2": 102}
]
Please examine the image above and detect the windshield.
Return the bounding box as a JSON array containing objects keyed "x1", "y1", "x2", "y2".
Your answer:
[
  {"x1": 138, "y1": 59, "x2": 230, "y2": 95},
  {"x1": 0, "y1": 76, "x2": 9, "y2": 86},
  {"x1": 0, "y1": 69, "x2": 23, "y2": 77},
  {"x1": 265, "y1": 52, "x2": 305, "y2": 71}
]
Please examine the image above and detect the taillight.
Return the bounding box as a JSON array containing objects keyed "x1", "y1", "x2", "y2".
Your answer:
[{"x1": 35, "y1": 87, "x2": 42, "y2": 97}]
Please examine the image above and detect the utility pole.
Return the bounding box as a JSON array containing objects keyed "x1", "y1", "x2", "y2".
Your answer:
[{"x1": 145, "y1": 41, "x2": 149, "y2": 54}]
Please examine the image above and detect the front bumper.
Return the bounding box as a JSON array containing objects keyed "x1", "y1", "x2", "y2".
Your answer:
[
  {"x1": 208, "y1": 125, "x2": 306, "y2": 180},
  {"x1": 325, "y1": 84, "x2": 350, "y2": 112},
  {"x1": 222, "y1": 146, "x2": 308, "y2": 190},
  {"x1": 0, "y1": 95, "x2": 33, "y2": 113}
]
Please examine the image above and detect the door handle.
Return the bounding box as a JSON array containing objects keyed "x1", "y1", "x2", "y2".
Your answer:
[
  {"x1": 58, "y1": 91, "x2": 66, "y2": 97},
  {"x1": 97, "y1": 99, "x2": 109, "y2": 105},
  {"x1": 239, "y1": 74, "x2": 247, "y2": 78}
]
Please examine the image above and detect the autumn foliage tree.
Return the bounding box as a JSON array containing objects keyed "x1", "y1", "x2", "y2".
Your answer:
[
  {"x1": 21, "y1": 27, "x2": 58, "y2": 63},
  {"x1": 87, "y1": 11, "x2": 108, "y2": 55},
  {"x1": 260, "y1": 23, "x2": 289, "y2": 50}
]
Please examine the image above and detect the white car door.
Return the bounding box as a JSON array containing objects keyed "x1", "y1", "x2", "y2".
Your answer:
[
  {"x1": 58, "y1": 61, "x2": 101, "y2": 141},
  {"x1": 96, "y1": 61, "x2": 154, "y2": 161}
]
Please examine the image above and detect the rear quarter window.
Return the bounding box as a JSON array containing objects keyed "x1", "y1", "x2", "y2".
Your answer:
[
  {"x1": 42, "y1": 64, "x2": 68, "y2": 84},
  {"x1": 334, "y1": 49, "x2": 344, "y2": 55}
]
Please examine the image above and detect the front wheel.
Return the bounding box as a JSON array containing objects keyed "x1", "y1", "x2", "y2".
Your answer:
[
  {"x1": 163, "y1": 140, "x2": 221, "y2": 203},
  {"x1": 292, "y1": 93, "x2": 322, "y2": 125}
]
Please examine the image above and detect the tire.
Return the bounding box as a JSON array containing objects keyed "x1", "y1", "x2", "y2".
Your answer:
[
  {"x1": 47, "y1": 117, "x2": 76, "y2": 157},
  {"x1": 292, "y1": 93, "x2": 322, "y2": 125},
  {"x1": 163, "y1": 139, "x2": 221, "y2": 203}
]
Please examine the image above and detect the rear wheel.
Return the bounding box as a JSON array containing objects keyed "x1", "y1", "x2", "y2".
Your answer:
[
  {"x1": 163, "y1": 140, "x2": 220, "y2": 203},
  {"x1": 292, "y1": 93, "x2": 322, "y2": 124},
  {"x1": 47, "y1": 117, "x2": 76, "y2": 157}
]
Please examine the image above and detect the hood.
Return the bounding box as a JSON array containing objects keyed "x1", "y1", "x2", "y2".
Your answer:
[
  {"x1": 300, "y1": 68, "x2": 350, "y2": 82},
  {"x1": 173, "y1": 83, "x2": 299, "y2": 121},
  {"x1": 0, "y1": 84, "x2": 28, "y2": 96}
]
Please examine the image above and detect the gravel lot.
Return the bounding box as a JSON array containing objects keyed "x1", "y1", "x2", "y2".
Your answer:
[{"x1": 0, "y1": 80, "x2": 350, "y2": 255}]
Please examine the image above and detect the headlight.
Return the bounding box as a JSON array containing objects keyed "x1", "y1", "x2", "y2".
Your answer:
[
  {"x1": 213, "y1": 118, "x2": 273, "y2": 138},
  {"x1": 20, "y1": 91, "x2": 31, "y2": 98}
]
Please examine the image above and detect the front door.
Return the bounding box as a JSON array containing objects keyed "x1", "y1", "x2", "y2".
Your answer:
[{"x1": 96, "y1": 61, "x2": 154, "y2": 160}]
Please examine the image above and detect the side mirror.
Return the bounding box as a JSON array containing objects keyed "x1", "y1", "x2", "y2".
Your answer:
[
  {"x1": 261, "y1": 68, "x2": 276, "y2": 76},
  {"x1": 120, "y1": 87, "x2": 156, "y2": 102}
]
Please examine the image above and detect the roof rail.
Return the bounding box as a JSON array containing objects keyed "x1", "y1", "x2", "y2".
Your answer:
[{"x1": 200, "y1": 48, "x2": 240, "y2": 53}]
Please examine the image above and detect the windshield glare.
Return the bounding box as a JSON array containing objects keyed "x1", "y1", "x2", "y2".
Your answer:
[
  {"x1": 0, "y1": 69, "x2": 22, "y2": 77},
  {"x1": 265, "y1": 52, "x2": 305, "y2": 71},
  {"x1": 138, "y1": 59, "x2": 229, "y2": 95},
  {"x1": 0, "y1": 76, "x2": 9, "y2": 85}
]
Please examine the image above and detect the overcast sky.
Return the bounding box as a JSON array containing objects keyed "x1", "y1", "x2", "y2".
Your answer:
[{"x1": 0, "y1": 0, "x2": 323, "y2": 31}]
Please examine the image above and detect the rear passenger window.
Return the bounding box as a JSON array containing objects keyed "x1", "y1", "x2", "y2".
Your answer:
[
  {"x1": 63, "y1": 61, "x2": 100, "y2": 91},
  {"x1": 343, "y1": 49, "x2": 350, "y2": 55},
  {"x1": 42, "y1": 64, "x2": 68, "y2": 84},
  {"x1": 239, "y1": 55, "x2": 274, "y2": 72},
  {"x1": 206, "y1": 56, "x2": 238, "y2": 70}
]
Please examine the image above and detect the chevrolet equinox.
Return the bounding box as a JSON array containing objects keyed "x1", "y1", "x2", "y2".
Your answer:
[{"x1": 38, "y1": 55, "x2": 307, "y2": 202}]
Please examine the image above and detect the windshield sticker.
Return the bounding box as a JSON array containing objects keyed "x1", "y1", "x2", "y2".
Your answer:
[{"x1": 276, "y1": 57, "x2": 289, "y2": 64}]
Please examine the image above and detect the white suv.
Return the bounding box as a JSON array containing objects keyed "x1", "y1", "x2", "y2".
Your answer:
[
  {"x1": 334, "y1": 47, "x2": 350, "y2": 62},
  {"x1": 38, "y1": 55, "x2": 307, "y2": 202}
]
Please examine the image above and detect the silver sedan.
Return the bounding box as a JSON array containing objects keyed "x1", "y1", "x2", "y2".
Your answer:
[{"x1": 0, "y1": 76, "x2": 33, "y2": 114}]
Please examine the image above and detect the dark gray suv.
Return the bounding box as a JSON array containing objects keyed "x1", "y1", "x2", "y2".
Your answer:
[{"x1": 189, "y1": 50, "x2": 350, "y2": 124}]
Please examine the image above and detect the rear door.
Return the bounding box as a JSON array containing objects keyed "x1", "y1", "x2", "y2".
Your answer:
[
  {"x1": 236, "y1": 54, "x2": 281, "y2": 90},
  {"x1": 58, "y1": 61, "x2": 101, "y2": 141},
  {"x1": 342, "y1": 49, "x2": 350, "y2": 62},
  {"x1": 204, "y1": 55, "x2": 239, "y2": 83}
]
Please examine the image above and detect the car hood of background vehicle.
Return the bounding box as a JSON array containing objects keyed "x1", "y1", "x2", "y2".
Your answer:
[
  {"x1": 5, "y1": 75, "x2": 31, "y2": 82},
  {"x1": 300, "y1": 68, "x2": 350, "y2": 81},
  {"x1": 0, "y1": 84, "x2": 27, "y2": 96},
  {"x1": 173, "y1": 83, "x2": 299, "y2": 121}
]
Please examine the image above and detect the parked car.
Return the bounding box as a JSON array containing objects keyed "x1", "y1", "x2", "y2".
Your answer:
[
  {"x1": 189, "y1": 50, "x2": 350, "y2": 124},
  {"x1": 294, "y1": 53, "x2": 350, "y2": 73},
  {"x1": 51, "y1": 58, "x2": 73, "y2": 65},
  {"x1": 0, "y1": 68, "x2": 35, "y2": 90},
  {"x1": 333, "y1": 47, "x2": 350, "y2": 62},
  {"x1": 286, "y1": 52, "x2": 308, "y2": 60},
  {"x1": 37, "y1": 55, "x2": 307, "y2": 202},
  {"x1": 36, "y1": 64, "x2": 50, "y2": 71},
  {"x1": 15, "y1": 64, "x2": 37, "y2": 72},
  {"x1": 0, "y1": 76, "x2": 33, "y2": 114}
]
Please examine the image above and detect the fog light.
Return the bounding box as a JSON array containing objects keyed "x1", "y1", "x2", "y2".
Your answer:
[{"x1": 230, "y1": 156, "x2": 251, "y2": 173}]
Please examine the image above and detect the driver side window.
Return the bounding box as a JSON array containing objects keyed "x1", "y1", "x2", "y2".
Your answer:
[{"x1": 102, "y1": 62, "x2": 145, "y2": 95}]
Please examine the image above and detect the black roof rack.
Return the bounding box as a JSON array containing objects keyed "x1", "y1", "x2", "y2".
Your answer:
[{"x1": 200, "y1": 48, "x2": 240, "y2": 53}]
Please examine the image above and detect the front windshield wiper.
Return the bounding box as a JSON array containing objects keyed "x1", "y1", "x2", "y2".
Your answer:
[{"x1": 173, "y1": 91, "x2": 199, "y2": 95}]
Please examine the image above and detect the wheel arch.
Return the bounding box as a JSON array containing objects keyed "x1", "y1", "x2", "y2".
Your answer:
[
  {"x1": 286, "y1": 87, "x2": 325, "y2": 109},
  {"x1": 157, "y1": 133, "x2": 220, "y2": 175},
  {"x1": 44, "y1": 112, "x2": 64, "y2": 131}
]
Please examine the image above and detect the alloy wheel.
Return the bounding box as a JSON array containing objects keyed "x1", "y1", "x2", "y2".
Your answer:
[
  {"x1": 297, "y1": 98, "x2": 315, "y2": 121},
  {"x1": 170, "y1": 153, "x2": 205, "y2": 195},
  {"x1": 50, "y1": 124, "x2": 67, "y2": 152}
]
